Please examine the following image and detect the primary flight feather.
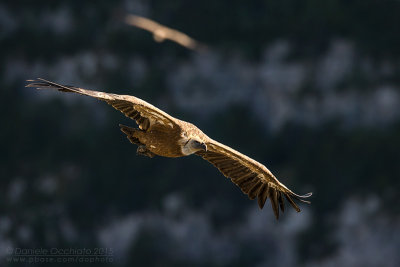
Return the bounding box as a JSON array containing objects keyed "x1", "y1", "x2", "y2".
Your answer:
[{"x1": 26, "y1": 78, "x2": 312, "y2": 220}]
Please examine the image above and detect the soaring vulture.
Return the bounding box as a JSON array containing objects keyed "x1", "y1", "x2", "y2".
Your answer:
[
  {"x1": 125, "y1": 14, "x2": 206, "y2": 51},
  {"x1": 27, "y1": 78, "x2": 312, "y2": 219}
]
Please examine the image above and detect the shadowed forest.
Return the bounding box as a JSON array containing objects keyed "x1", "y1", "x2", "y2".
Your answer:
[{"x1": 1, "y1": 1, "x2": 400, "y2": 266}]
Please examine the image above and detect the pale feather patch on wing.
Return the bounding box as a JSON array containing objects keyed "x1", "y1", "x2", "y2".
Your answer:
[
  {"x1": 134, "y1": 105, "x2": 175, "y2": 129},
  {"x1": 107, "y1": 100, "x2": 152, "y2": 130}
]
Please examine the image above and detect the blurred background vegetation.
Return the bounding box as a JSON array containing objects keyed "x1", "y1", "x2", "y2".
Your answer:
[{"x1": 1, "y1": 0, "x2": 400, "y2": 266}]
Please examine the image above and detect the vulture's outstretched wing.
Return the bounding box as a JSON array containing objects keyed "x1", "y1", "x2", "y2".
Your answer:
[
  {"x1": 196, "y1": 140, "x2": 312, "y2": 219},
  {"x1": 26, "y1": 78, "x2": 178, "y2": 131}
]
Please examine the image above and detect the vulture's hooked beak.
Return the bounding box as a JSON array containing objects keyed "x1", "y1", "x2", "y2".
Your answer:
[{"x1": 197, "y1": 142, "x2": 207, "y2": 152}]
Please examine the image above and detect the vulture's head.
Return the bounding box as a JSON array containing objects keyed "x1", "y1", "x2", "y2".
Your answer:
[{"x1": 183, "y1": 138, "x2": 207, "y2": 155}]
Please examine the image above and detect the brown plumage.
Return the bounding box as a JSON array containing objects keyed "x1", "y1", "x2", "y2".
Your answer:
[{"x1": 26, "y1": 78, "x2": 312, "y2": 220}]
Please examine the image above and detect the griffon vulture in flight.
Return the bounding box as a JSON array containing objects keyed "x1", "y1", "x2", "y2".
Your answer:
[
  {"x1": 125, "y1": 14, "x2": 206, "y2": 51},
  {"x1": 27, "y1": 78, "x2": 312, "y2": 219}
]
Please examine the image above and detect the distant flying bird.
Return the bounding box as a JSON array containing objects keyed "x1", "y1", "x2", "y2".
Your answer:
[
  {"x1": 125, "y1": 14, "x2": 206, "y2": 51},
  {"x1": 27, "y1": 78, "x2": 311, "y2": 219}
]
